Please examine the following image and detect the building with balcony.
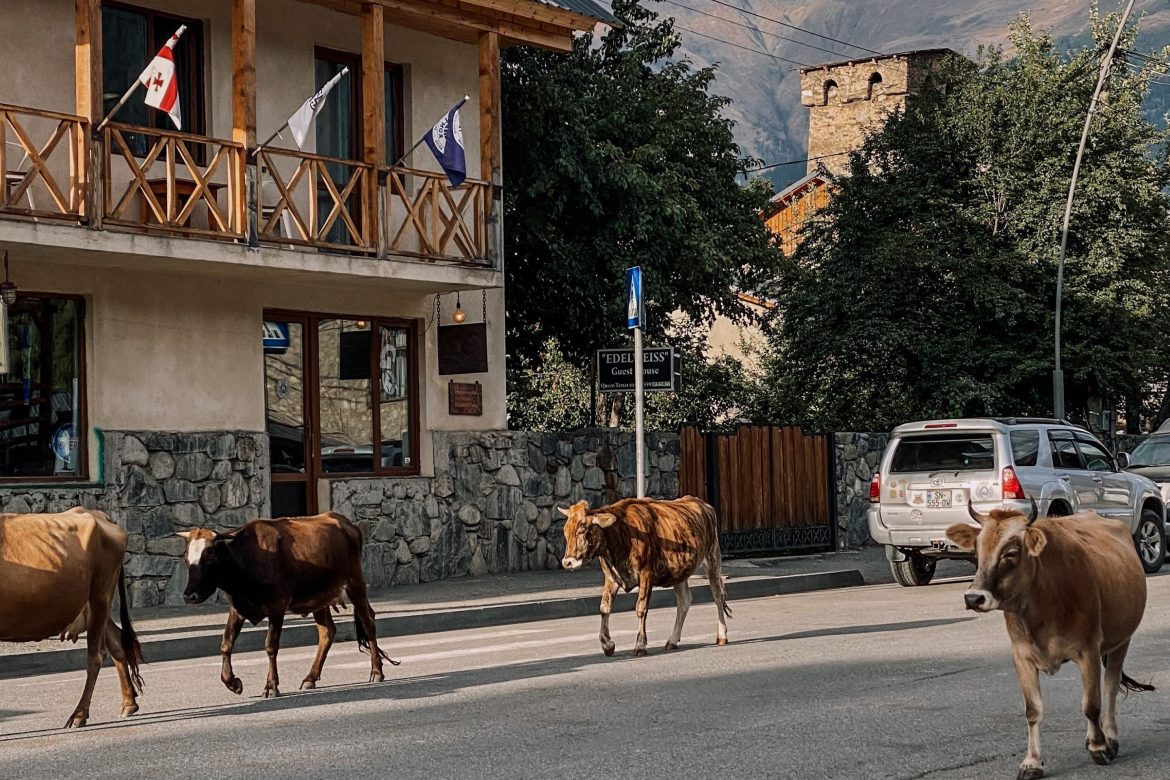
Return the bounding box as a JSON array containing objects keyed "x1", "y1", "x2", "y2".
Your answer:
[{"x1": 0, "y1": 0, "x2": 616, "y2": 602}]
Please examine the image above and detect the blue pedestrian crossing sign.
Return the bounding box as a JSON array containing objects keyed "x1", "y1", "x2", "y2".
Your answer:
[{"x1": 626, "y1": 266, "x2": 643, "y2": 329}]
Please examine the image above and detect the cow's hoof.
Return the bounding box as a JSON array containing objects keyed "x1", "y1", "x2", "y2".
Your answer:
[
  {"x1": 664, "y1": 641, "x2": 678, "y2": 652},
  {"x1": 715, "y1": 637, "x2": 729, "y2": 646},
  {"x1": 1107, "y1": 739, "x2": 1120, "y2": 759},
  {"x1": 634, "y1": 647, "x2": 648, "y2": 658},
  {"x1": 120, "y1": 703, "x2": 140, "y2": 718},
  {"x1": 369, "y1": 671, "x2": 385, "y2": 683},
  {"x1": 300, "y1": 680, "x2": 316, "y2": 691},
  {"x1": 223, "y1": 676, "x2": 244, "y2": 696},
  {"x1": 602, "y1": 642, "x2": 615, "y2": 657},
  {"x1": 1016, "y1": 764, "x2": 1044, "y2": 780},
  {"x1": 262, "y1": 687, "x2": 280, "y2": 699},
  {"x1": 63, "y1": 711, "x2": 88, "y2": 729},
  {"x1": 1089, "y1": 749, "x2": 1112, "y2": 766}
]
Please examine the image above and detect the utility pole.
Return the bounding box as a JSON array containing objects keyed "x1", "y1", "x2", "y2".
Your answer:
[{"x1": 1053, "y1": 0, "x2": 1136, "y2": 420}]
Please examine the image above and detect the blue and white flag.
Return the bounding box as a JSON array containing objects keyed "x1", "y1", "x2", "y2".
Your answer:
[{"x1": 424, "y1": 96, "x2": 469, "y2": 187}]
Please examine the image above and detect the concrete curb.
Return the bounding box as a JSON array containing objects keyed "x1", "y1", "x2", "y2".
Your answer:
[{"x1": 0, "y1": 569, "x2": 862, "y2": 679}]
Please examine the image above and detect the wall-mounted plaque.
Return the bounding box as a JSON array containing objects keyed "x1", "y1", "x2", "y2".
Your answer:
[
  {"x1": 448, "y1": 381, "x2": 483, "y2": 416},
  {"x1": 438, "y1": 323, "x2": 488, "y2": 375}
]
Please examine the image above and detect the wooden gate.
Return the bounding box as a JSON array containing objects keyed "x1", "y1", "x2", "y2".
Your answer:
[{"x1": 679, "y1": 425, "x2": 835, "y2": 555}]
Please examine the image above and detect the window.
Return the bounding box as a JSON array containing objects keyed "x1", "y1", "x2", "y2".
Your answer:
[
  {"x1": 385, "y1": 63, "x2": 405, "y2": 165},
  {"x1": 1009, "y1": 430, "x2": 1040, "y2": 467},
  {"x1": 1075, "y1": 435, "x2": 1114, "y2": 472},
  {"x1": 889, "y1": 434, "x2": 995, "y2": 474},
  {"x1": 1129, "y1": 435, "x2": 1170, "y2": 468},
  {"x1": 0, "y1": 295, "x2": 86, "y2": 480},
  {"x1": 867, "y1": 72, "x2": 884, "y2": 99},
  {"x1": 1048, "y1": 431, "x2": 1082, "y2": 470},
  {"x1": 102, "y1": 3, "x2": 206, "y2": 153},
  {"x1": 823, "y1": 79, "x2": 839, "y2": 105}
]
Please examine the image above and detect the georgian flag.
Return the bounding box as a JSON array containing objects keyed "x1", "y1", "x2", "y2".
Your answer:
[
  {"x1": 287, "y1": 67, "x2": 349, "y2": 150},
  {"x1": 424, "y1": 96, "x2": 469, "y2": 187},
  {"x1": 139, "y1": 25, "x2": 186, "y2": 130}
]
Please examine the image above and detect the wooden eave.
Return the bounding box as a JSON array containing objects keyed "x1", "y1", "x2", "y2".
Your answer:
[{"x1": 295, "y1": 0, "x2": 588, "y2": 51}]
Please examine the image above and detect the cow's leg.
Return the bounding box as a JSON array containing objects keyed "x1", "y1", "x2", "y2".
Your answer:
[
  {"x1": 219, "y1": 607, "x2": 246, "y2": 695},
  {"x1": 1076, "y1": 652, "x2": 1110, "y2": 765},
  {"x1": 633, "y1": 572, "x2": 653, "y2": 658},
  {"x1": 103, "y1": 619, "x2": 139, "y2": 717},
  {"x1": 262, "y1": 612, "x2": 284, "y2": 699},
  {"x1": 1101, "y1": 645, "x2": 1127, "y2": 759},
  {"x1": 1012, "y1": 649, "x2": 1045, "y2": 780},
  {"x1": 347, "y1": 578, "x2": 387, "y2": 683},
  {"x1": 65, "y1": 592, "x2": 113, "y2": 728},
  {"x1": 664, "y1": 581, "x2": 691, "y2": 651},
  {"x1": 598, "y1": 576, "x2": 619, "y2": 657},
  {"x1": 706, "y1": 549, "x2": 730, "y2": 646},
  {"x1": 301, "y1": 608, "x2": 337, "y2": 690}
]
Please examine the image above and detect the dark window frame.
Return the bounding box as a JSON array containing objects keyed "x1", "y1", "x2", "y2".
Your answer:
[
  {"x1": 313, "y1": 47, "x2": 362, "y2": 161},
  {"x1": 0, "y1": 292, "x2": 89, "y2": 484},
  {"x1": 1047, "y1": 430, "x2": 1084, "y2": 470},
  {"x1": 385, "y1": 61, "x2": 406, "y2": 165}
]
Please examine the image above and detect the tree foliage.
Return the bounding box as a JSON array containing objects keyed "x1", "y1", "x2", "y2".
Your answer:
[{"x1": 757, "y1": 13, "x2": 1170, "y2": 431}]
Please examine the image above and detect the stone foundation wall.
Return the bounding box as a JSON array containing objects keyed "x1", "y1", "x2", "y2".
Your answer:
[{"x1": 833, "y1": 432, "x2": 889, "y2": 547}]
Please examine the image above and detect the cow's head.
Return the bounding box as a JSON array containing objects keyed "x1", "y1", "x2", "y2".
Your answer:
[
  {"x1": 176, "y1": 529, "x2": 227, "y2": 604},
  {"x1": 559, "y1": 500, "x2": 618, "y2": 571},
  {"x1": 946, "y1": 500, "x2": 1044, "y2": 613}
]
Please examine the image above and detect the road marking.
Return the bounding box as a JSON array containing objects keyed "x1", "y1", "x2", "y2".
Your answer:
[{"x1": 328, "y1": 630, "x2": 637, "y2": 669}]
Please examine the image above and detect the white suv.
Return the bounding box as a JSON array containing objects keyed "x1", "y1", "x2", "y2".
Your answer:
[{"x1": 867, "y1": 417, "x2": 1167, "y2": 586}]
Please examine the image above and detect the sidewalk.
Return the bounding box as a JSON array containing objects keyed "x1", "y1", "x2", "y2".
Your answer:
[{"x1": 0, "y1": 550, "x2": 876, "y2": 678}]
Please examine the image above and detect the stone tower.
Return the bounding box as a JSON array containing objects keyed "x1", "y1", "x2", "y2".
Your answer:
[{"x1": 799, "y1": 48, "x2": 956, "y2": 176}]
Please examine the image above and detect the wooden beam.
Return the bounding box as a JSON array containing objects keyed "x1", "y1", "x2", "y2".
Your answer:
[
  {"x1": 458, "y1": 0, "x2": 601, "y2": 32},
  {"x1": 362, "y1": 3, "x2": 386, "y2": 251},
  {"x1": 232, "y1": 0, "x2": 257, "y2": 148},
  {"x1": 478, "y1": 31, "x2": 501, "y2": 189},
  {"x1": 75, "y1": 0, "x2": 102, "y2": 122}
]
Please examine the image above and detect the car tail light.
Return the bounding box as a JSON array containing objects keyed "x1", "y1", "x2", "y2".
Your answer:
[
  {"x1": 869, "y1": 473, "x2": 881, "y2": 503},
  {"x1": 1002, "y1": 466, "x2": 1024, "y2": 500},
  {"x1": 924, "y1": 423, "x2": 958, "y2": 429}
]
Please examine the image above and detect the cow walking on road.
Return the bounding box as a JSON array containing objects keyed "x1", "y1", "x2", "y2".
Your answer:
[
  {"x1": 177, "y1": 512, "x2": 396, "y2": 698},
  {"x1": 947, "y1": 501, "x2": 1153, "y2": 779},
  {"x1": 0, "y1": 507, "x2": 144, "y2": 727},
  {"x1": 559, "y1": 497, "x2": 730, "y2": 657}
]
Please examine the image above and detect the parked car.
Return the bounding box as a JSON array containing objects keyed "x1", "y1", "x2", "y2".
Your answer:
[
  {"x1": 1120, "y1": 432, "x2": 1170, "y2": 505},
  {"x1": 867, "y1": 417, "x2": 1167, "y2": 586}
]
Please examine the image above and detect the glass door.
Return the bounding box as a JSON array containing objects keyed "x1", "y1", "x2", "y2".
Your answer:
[
  {"x1": 264, "y1": 315, "x2": 314, "y2": 516},
  {"x1": 313, "y1": 49, "x2": 361, "y2": 246}
]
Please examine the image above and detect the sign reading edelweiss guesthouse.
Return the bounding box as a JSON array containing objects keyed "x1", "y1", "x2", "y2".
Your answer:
[{"x1": 597, "y1": 347, "x2": 681, "y2": 393}]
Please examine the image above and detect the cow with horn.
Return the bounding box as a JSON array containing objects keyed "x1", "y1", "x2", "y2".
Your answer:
[{"x1": 946, "y1": 499, "x2": 1153, "y2": 779}]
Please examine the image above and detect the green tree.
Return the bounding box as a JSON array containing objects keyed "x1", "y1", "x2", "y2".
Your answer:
[
  {"x1": 757, "y1": 13, "x2": 1170, "y2": 431},
  {"x1": 501, "y1": 0, "x2": 780, "y2": 374}
]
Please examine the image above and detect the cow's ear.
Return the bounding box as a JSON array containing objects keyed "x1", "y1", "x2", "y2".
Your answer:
[
  {"x1": 590, "y1": 513, "x2": 618, "y2": 528},
  {"x1": 1023, "y1": 527, "x2": 1047, "y2": 557},
  {"x1": 945, "y1": 523, "x2": 978, "y2": 551}
]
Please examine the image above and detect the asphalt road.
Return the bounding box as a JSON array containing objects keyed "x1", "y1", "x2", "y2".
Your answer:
[{"x1": 2, "y1": 573, "x2": 1170, "y2": 780}]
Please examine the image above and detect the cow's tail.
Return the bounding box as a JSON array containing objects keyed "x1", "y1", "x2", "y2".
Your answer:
[
  {"x1": 1120, "y1": 671, "x2": 1156, "y2": 693},
  {"x1": 354, "y1": 613, "x2": 401, "y2": 667},
  {"x1": 117, "y1": 567, "x2": 146, "y2": 693}
]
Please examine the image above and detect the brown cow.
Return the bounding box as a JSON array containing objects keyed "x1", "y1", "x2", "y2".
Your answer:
[
  {"x1": 177, "y1": 512, "x2": 396, "y2": 698},
  {"x1": 946, "y1": 502, "x2": 1153, "y2": 779},
  {"x1": 0, "y1": 507, "x2": 144, "y2": 727},
  {"x1": 559, "y1": 496, "x2": 730, "y2": 657}
]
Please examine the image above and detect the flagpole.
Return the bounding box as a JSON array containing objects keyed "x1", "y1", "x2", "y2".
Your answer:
[
  {"x1": 253, "y1": 120, "x2": 290, "y2": 157},
  {"x1": 95, "y1": 82, "x2": 142, "y2": 133}
]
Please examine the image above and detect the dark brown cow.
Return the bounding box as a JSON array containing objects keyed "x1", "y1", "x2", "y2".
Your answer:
[
  {"x1": 947, "y1": 502, "x2": 1152, "y2": 779},
  {"x1": 177, "y1": 512, "x2": 396, "y2": 698},
  {"x1": 559, "y1": 496, "x2": 730, "y2": 656},
  {"x1": 0, "y1": 508, "x2": 143, "y2": 727}
]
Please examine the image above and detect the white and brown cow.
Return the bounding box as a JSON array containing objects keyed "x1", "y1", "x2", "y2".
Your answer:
[
  {"x1": 0, "y1": 508, "x2": 144, "y2": 727},
  {"x1": 559, "y1": 496, "x2": 730, "y2": 657},
  {"x1": 946, "y1": 501, "x2": 1152, "y2": 779}
]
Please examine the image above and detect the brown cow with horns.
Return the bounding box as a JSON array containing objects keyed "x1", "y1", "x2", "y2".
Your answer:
[
  {"x1": 946, "y1": 500, "x2": 1153, "y2": 780},
  {"x1": 559, "y1": 496, "x2": 730, "y2": 656}
]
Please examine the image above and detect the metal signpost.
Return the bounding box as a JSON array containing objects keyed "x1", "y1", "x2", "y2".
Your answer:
[{"x1": 626, "y1": 267, "x2": 644, "y2": 498}]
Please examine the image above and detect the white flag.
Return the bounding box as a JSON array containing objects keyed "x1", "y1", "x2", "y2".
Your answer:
[
  {"x1": 287, "y1": 67, "x2": 348, "y2": 149},
  {"x1": 139, "y1": 25, "x2": 186, "y2": 130}
]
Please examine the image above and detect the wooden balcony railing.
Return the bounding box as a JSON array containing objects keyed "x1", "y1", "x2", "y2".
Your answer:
[
  {"x1": 0, "y1": 103, "x2": 88, "y2": 221},
  {"x1": 384, "y1": 167, "x2": 490, "y2": 265},
  {"x1": 102, "y1": 123, "x2": 245, "y2": 239},
  {"x1": 256, "y1": 148, "x2": 373, "y2": 253}
]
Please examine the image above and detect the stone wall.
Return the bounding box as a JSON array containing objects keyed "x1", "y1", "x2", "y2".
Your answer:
[
  {"x1": 330, "y1": 429, "x2": 681, "y2": 585},
  {"x1": 833, "y1": 432, "x2": 889, "y2": 548}
]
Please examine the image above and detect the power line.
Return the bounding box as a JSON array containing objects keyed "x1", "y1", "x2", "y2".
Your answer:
[
  {"x1": 674, "y1": 25, "x2": 811, "y2": 67},
  {"x1": 700, "y1": 0, "x2": 884, "y2": 58},
  {"x1": 661, "y1": 0, "x2": 852, "y2": 60},
  {"x1": 743, "y1": 150, "x2": 853, "y2": 174}
]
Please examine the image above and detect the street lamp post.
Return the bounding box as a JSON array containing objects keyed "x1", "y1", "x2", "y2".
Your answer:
[{"x1": 1053, "y1": 0, "x2": 1136, "y2": 420}]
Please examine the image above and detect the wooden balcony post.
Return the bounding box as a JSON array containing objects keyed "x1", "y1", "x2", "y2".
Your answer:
[
  {"x1": 478, "y1": 31, "x2": 502, "y2": 267},
  {"x1": 75, "y1": 0, "x2": 101, "y2": 223},
  {"x1": 362, "y1": 3, "x2": 386, "y2": 253},
  {"x1": 233, "y1": 0, "x2": 257, "y2": 241}
]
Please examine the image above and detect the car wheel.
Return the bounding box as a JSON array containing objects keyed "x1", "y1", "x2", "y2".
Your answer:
[
  {"x1": 891, "y1": 554, "x2": 936, "y2": 587},
  {"x1": 1134, "y1": 509, "x2": 1165, "y2": 575}
]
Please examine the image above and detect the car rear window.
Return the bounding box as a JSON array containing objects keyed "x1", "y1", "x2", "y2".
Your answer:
[
  {"x1": 1009, "y1": 431, "x2": 1040, "y2": 467},
  {"x1": 889, "y1": 434, "x2": 996, "y2": 474}
]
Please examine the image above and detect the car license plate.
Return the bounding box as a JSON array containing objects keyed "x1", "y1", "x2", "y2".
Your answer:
[{"x1": 926, "y1": 490, "x2": 952, "y2": 508}]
